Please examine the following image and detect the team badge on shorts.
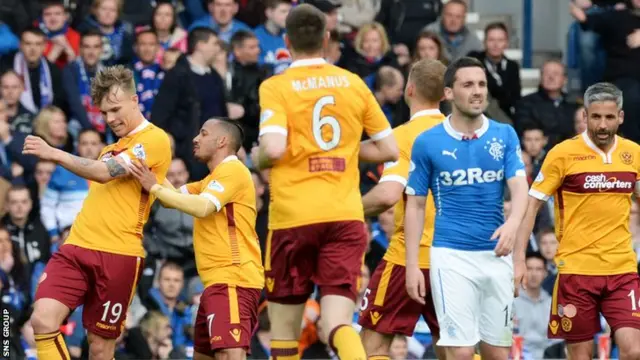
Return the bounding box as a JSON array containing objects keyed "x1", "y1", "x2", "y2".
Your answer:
[
  {"x1": 620, "y1": 151, "x2": 633, "y2": 165},
  {"x1": 549, "y1": 320, "x2": 559, "y2": 335},
  {"x1": 561, "y1": 317, "x2": 572, "y2": 332}
]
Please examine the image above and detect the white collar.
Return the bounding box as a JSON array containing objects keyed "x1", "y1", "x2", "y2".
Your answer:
[
  {"x1": 581, "y1": 131, "x2": 618, "y2": 164},
  {"x1": 222, "y1": 155, "x2": 238, "y2": 163},
  {"x1": 443, "y1": 115, "x2": 489, "y2": 140},
  {"x1": 409, "y1": 109, "x2": 442, "y2": 122},
  {"x1": 127, "y1": 120, "x2": 150, "y2": 137},
  {"x1": 187, "y1": 56, "x2": 211, "y2": 75},
  {"x1": 289, "y1": 58, "x2": 326, "y2": 68}
]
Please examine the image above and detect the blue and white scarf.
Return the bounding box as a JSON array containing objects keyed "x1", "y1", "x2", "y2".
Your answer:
[
  {"x1": 133, "y1": 60, "x2": 164, "y2": 119},
  {"x1": 13, "y1": 52, "x2": 53, "y2": 113},
  {"x1": 38, "y1": 18, "x2": 69, "y2": 38},
  {"x1": 86, "y1": 16, "x2": 126, "y2": 64},
  {"x1": 76, "y1": 58, "x2": 105, "y2": 132}
]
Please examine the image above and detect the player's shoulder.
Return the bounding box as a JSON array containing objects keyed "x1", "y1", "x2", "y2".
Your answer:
[
  {"x1": 617, "y1": 135, "x2": 640, "y2": 152},
  {"x1": 543, "y1": 135, "x2": 586, "y2": 161},
  {"x1": 486, "y1": 119, "x2": 517, "y2": 136},
  {"x1": 139, "y1": 122, "x2": 171, "y2": 143},
  {"x1": 214, "y1": 156, "x2": 251, "y2": 178}
]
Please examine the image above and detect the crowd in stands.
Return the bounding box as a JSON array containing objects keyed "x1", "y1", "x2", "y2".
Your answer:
[{"x1": 0, "y1": 0, "x2": 637, "y2": 359}]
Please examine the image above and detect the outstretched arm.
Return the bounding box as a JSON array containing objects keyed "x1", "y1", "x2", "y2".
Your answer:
[{"x1": 149, "y1": 184, "x2": 216, "y2": 218}]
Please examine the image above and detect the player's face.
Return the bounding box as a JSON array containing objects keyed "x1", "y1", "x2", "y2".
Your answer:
[
  {"x1": 585, "y1": 100, "x2": 623, "y2": 148},
  {"x1": 7, "y1": 189, "x2": 32, "y2": 221},
  {"x1": 77, "y1": 132, "x2": 103, "y2": 160},
  {"x1": 446, "y1": 67, "x2": 488, "y2": 118},
  {"x1": 99, "y1": 86, "x2": 140, "y2": 137},
  {"x1": 192, "y1": 120, "x2": 220, "y2": 162},
  {"x1": 525, "y1": 257, "x2": 547, "y2": 289}
]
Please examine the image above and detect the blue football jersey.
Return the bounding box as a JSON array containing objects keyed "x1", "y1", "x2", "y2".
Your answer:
[{"x1": 406, "y1": 117, "x2": 525, "y2": 251}]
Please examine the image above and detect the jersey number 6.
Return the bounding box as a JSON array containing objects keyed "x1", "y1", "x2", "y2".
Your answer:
[{"x1": 313, "y1": 95, "x2": 341, "y2": 151}]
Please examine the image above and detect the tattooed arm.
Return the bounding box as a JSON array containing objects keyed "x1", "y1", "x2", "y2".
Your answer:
[{"x1": 51, "y1": 150, "x2": 130, "y2": 184}]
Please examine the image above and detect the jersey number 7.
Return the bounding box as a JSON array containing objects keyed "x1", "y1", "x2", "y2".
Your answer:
[{"x1": 313, "y1": 96, "x2": 341, "y2": 151}]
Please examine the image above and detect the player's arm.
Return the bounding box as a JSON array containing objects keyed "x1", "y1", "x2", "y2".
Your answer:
[
  {"x1": 256, "y1": 81, "x2": 288, "y2": 170},
  {"x1": 150, "y1": 185, "x2": 216, "y2": 217},
  {"x1": 516, "y1": 147, "x2": 564, "y2": 260},
  {"x1": 360, "y1": 81, "x2": 399, "y2": 163},
  {"x1": 362, "y1": 145, "x2": 410, "y2": 216},
  {"x1": 51, "y1": 147, "x2": 129, "y2": 184}
]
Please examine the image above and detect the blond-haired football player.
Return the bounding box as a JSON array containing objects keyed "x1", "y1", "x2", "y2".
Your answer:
[
  {"x1": 129, "y1": 118, "x2": 263, "y2": 360},
  {"x1": 252, "y1": 4, "x2": 399, "y2": 360},
  {"x1": 23, "y1": 65, "x2": 171, "y2": 360}
]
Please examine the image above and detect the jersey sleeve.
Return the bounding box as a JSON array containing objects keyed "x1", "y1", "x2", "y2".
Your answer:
[
  {"x1": 258, "y1": 79, "x2": 288, "y2": 137},
  {"x1": 505, "y1": 125, "x2": 526, "y2": 180},
  {"x1": 118, "y1": 129, "x2": 172, "y2": 180},
  {"x1": 180, "y1": 180, "x2": 203, "y2": 195},
  {"x1": 405, "y1": 134, "x2": 431, "y2": 197},
  {"x1": 198, "y1": 163, "x2": 245, "y2": 212},
  {"x1": 359, "y1": 78, "x2": 392, "y2": 141},
  {"x1": 379, "y1": 128, "x2": 409, "y2": 186},
  {"x1": 529, "y1": 147, "x2": 565, "y2": 201}
]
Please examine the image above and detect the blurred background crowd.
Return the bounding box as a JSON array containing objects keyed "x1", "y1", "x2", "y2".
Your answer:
[{"x1": 0, "y1": 0, "x2": 637, "y2": 359}]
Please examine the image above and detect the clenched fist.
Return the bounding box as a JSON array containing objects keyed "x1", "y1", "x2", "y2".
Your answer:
[{"x1": 23, "y1": 135, "x2": 56, "y2": 161}]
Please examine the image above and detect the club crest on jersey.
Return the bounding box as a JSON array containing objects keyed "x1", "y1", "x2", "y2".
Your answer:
[
  {"x1": 207, "y1": 180, "x2": 224, "y2": 192},
  {"x1": 484, "y1": 138, "x2": 504, "y2": 161},
  {"x1": 620, "y1": 151, "x2": 633, "y2": 165},
  {"x1": 133, "y1": 144, "x2": 146, "y2": 160}
]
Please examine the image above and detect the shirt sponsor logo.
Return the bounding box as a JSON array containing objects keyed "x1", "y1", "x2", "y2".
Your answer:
[
  {"x1": 440, "y1": 168, "x2": 504, "y2": 186},
  {"x1": 570, "y1": 154, "x2": 597, "y2": 161},
  {"x1": 583, "y1": 174, "x2": 633, "y2": 191}
]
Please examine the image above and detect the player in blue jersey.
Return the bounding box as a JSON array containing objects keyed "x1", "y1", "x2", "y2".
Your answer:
[{"x1": 404, "y1": 57, "x2": 529, "y2": 360}]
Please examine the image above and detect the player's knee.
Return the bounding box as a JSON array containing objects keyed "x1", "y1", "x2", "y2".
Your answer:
[
  {"x1": 268, "y1": 303, "x2": 305, "y2": 339},
  {"x1": 360, "y1": 329, "x2": 392, "y2": 355},
  {"x1": 87, "y1": 333, "x2": 116, "y2": 360},
  {"x1": 445, "y1": 346, "x2": 476, "y2": 360},
  {"x1": 30, "y1": 299, "x2": 67, "y2": 334},
  {"x1": 214, "y1": 348, "x2": 246, "y2": 360},
  {"x1": 618, "y1": 343, "x2": 640, "y2": 360}
]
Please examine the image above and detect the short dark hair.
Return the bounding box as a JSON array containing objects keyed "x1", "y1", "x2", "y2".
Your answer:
[
  {"x1": 526, "y1": 251, "x2": 547, "y2": 267},
  {"x1": 213, "y1": 118, "x2": 245, "y2": 153},
  {"x1": 159, "y1": 261, "x2": 183, "y2": 276},
  {"x1": 21, "y1": 26, "x2": 46, "y2": 40},
  {"x1": 265, "y1": 0, "x2": 292, "y2": 9},
  {"x1": 230, "y1": 30, "x2": 256, "y2": 50},
  {"x1": 285, "y1": 4, "x2": 326, "y2": 54},
  {"x1": 41, "y1": 0, "x2": 66, "y2": 12},
  {"x1": 81, "y1": 28, "x2": 104, "y2": 42},
  {"x1": 135, "y1": 29, "x2": 158, "y2": 44},
  {"x1": 484, "y1": 22, "x2": 508, "y2": 38},
  {"x1": 7, "y1": 184, "x2": 31, "y2": 201},
  {"x1": 78, "y1": 128, "x2": 103, "y2": 143},
  {"x1": 443, "y1": 56, "x2": 485, "y2": 88},
  {"x1": 188, "y1": 27, "x2": 217, "y2": 54},
  {"x1": 522, "y1": 125, "x2": 546, "y2": 136}
]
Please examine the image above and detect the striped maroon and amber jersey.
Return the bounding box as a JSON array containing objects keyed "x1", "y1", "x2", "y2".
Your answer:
[
  {"x1": 182, "y1": 156, "x2": 264, "y2": 289},
  {"x1": 66, "y1": 121, "x2": 171, "y2": 257},
  {"x1": 529, "y1": 132, "x2": 640, "y2": 275}
]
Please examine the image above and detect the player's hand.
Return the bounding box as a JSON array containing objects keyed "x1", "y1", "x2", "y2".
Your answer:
[
  {"x1": 22, "y1": 135, "x2": 56, "y2": 160},
  {"x1": 406, "y1": 265, "x2": 426, "y2": 305},
  {"x1": 491, "y1": 220, "x2": 519, "y2": 257},
  {"x1": 129, "y1": 159, "x2": 157, "y2": 192},
  {"x1": 628, "y1": 30, "x2": 640, "y2": 48},
  {"x1": 250, "y1": 143, "x2": 260, "y2": 169},
  {"x1": 513, "y1": 259, "x2": 527, "y2": 297}
]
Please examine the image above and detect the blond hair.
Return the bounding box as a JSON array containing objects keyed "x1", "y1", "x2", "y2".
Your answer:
[
  {"x1": 409, "y1": 59, "x2": 447, "y2": 103},
  {"x1": 354, "y1": 22, "x2": 390, "y2": 56},
  {"x1": 90, "y1": 65, "x2": 136, "y2": 106},
  {"x1": 33, "y1": 105, "x2": 68, "y2": 146},
  {"x1": 92, "y1": 0, "x2": 124, "y2": 15},
  {"x1": 139, "y1": 311, "x2": 169, "y2": 339}
]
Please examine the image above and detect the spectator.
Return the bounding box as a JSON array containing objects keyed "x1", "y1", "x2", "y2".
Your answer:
[
  {"x1": 124, "y1": 310, "x2": 186, "y2": 359},
  {"x1": 132, "y1": 29, "x2": 164, "y2": 120},
  {"x1": 144, "y1": 158, "x2": 195, "y2": 278},
  {"x1": 338, "y1": 22, "x2": 399, "y2": 78},
  {"x1": 514, "y1": 60, "x2": 579, "y2": 148},
  {"x1": 0, "y1": 100, "x2": 36, "y2": 182},
  {"x1": 337, "y1": 0, "x2": 381, "y2": 37},
  {"x1": 0, "y1": 26, "x2": 66, "y2": 114},
  {"x1": 1, "y1": 71, "x2": 35, "y2": 136},
  {"x1": 152, "y1": 27, "x2": 228, "y2": 180},
  {"x1": 574, "y1": 105, "x2": 587, "y2": 134},
  {"x1": 162, "y1": 47, "x2": 181, "y2": 71},
  {"x1": 423, "y1": 0, "x2": 482, "y2": 62},
  {"x1": 369, "y1": 66, "x2": 405, "y2": 125},
  {"x1": 513, "y1": 251, "x2": 552, "y2": 360},
  {"x1": 144, "y1": 262, "x2": 193, "y2": 353},
  {"x1": 62, "y1": 29, "x2": 105, "y2": 134},
  {"x1": 2, "y1": 185, "x2": 50, "y2": 276},
  {"x1": 376, "y1": 0, "x2": 442, "y2": 50},
  {"x1": 326, "y1": 30, "x2": 342, "y2": 65},
  {"x1": 40, "y1": 128, "x2": 101, "y2": 242},
  {"x1": 570, "y1": 0, "x2": 640, "y2": 142},
  {"x1": 537, "y1": 228, "x2": 558, "y2": 295},
  {"x1": 0, "y1": 22, "x2": 19, "y2": 55},
  {"x1": 32, "y1": 105, "x2": 74, "y2": 153},
  {"x1": 76, "y1": 0, "x2": 134, "y2": 66},
  {"x1": 150, "y1": 2, "x2": 187, "y2": 64},
  {"x1": 254, "y1": 0, "x2": 292, "y2": 75},
  {"x1": 229, "y1": 30, "x2": 271, "y2": 150},
  {"x1": 189, "y1": 0, "x2": 251, "y2": 43},
  {"x1": 468, "y1": 22, "x2": 521, "y2": 121},
  {"x1": 413, "y1": 30, "x2": 447, "y2": 65},
  {"x1": 39, "y1": 0, "x2": 80, "y2": 69},
  {"x1": 33, "y1": 160, "x2": 55, "y2": 199},
  {"x1": 522, "y1": 126, "x2": 547, "y2": 179},
  {"x1": 305, "y1": 0, "x2": 341, "y2": 32},
  {"x1": 389, "y1": 335, "x2": 409, "y2": 360}
]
